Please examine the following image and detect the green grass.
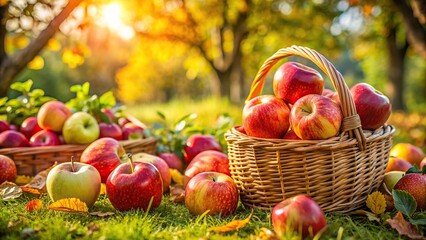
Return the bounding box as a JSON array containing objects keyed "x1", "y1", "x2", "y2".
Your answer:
[{"x1": 0, "y1": 193, "x2": 406, "y2": 240}]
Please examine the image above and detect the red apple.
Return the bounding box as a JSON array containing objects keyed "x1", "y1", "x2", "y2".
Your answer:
[
  {"x1": 121, "y1": 122, "x2": 144, "y2": 140},
  {"x1": 243, "y1": 95, "x2": 291, "y2": 139},
  {"x1": 185, "y1": 172, "x2": 238, "y2": 216},
  {"x1": 273, "y1": 62, "x2": 324, "y2": 105},
  {"x1": 235, "y1": 126, "x2": 247, "y2": 135},
  {"x1": 0, "y1": 155, "x2": 17, "y2": 183},
  {"x1": 80, "y1": 138, "x2": 126, "y2": 183},
  {"x1": 99, "y1": 122, "x2": 123, "y2": 141},
  {"x1": 184, "y1": 150, "x2": 230, "y2": 186},
  {"x1": 290, "y1": 94, "x2": 342, "y2": 140},
  {"x1": 101, "y1": 108, "x2": 116, "y2": 122},
  {"x1": 106, "y1": 161, "x2": 163, "y2": 212},
  {"x1": 0, "y1": 130, "x2": 29, "y2": 148},
  {"x1": 390, "y1": 143, "x2": 425, "y2": 167},
  {"x1": 158, "y1": 153, "x2": 184, "y2": 173},
  {"x1": 20, "y1": 117, "x2": 43, "y2": 139},
  {"x1": 9, "y1": 124, "x2": 18, "y2": 131},
  {"x1": 394, "y1": 173, "x2": 426, "y2": 210},
  {"x1": 118, "y1": 117, "x2": 131, "y2": 127},
  {"x1": 350, "y1": 83, "x2": 391, "y2": 130},
  {"x1": 183, "y1": 134, "x2": 222, "y2": 165},
  {"x1": 29, "y1": 130, "x2": 61, "y2": 147},
  {"x1": 322, "y1": 89, "x2": 339, "y2": 104},
  {"x1": 272, "y1": 195, "x2": 327, "y2": 239},
  {"x1": 37, "y1": 100, "x2": 72, "y2": 132},
  {"x1": 132, "y1": 153, "x2": 171, "y2": 193},
  {"x1": 0, "y1": 120, "x2": 10, "y2": 133},
  {"x1": 283, "y1": 129, "x2": 301, "y2": 140},
  {"x1": 385, "y1": 157, "x2": 412, "y2": 173}
]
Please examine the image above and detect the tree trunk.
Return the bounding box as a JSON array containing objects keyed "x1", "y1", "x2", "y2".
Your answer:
[{"x1": 0, "y1": 0, "x2": 83, "y2": 97}]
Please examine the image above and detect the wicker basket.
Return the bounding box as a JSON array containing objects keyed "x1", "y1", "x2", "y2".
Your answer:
[
  {"x1": 225, "y1": 46, "x2": 394, "y2": 213},
  {"x1": 0, "y1": 138, "x2": 157, "y2": 176}
]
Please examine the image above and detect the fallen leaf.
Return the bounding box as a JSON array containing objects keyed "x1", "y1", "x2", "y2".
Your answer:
[
  {"x1": 15, "y1": 175, "x2": 33, "y2": 186},
  {"x1": 21, "y1": 162, "x2": 57, "y2": 194},
  {"x1": 170, "y1": 169, "x2": 184, "y2": 185},
  {"x1": 25, "y1": 199, "x2": 44, "y2": 212},
  {"x1": 170, "y1": 184, "x2": 185, "y2": 203},
  {"x1": 0, "y1": 182, "x2": 22, "y2": 201},
  {"x1": 99, "y1": 183, "x2": 106, "y2": 195},
  {"x1": 384, "y1": 194, "x2": 394, "y2": 210},
  {"x1": 256, "y1": 227, "x2": 279, "y2": 240},
  {"x1": 48, "y1": 198, "x2": 88, "y2": 213},
  {"x1": 366, "y1": 191, "x2": 386, "y2": 215},
  {"x1": 351, "y1": 210, "x2": 381, "y2": 223},
  {"x1": 386, "y1": 211, "x2": 424, "y2": 239},
  {"x1": 208, "y1": 211, "x2": 253, "y2": 233},
  {"x1": 89, "y1": 212, "x2": 115, "y2": 217}
]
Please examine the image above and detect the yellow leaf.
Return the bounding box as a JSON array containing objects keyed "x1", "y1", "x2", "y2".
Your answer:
[
  {"x1": 208, "y1": 211, "x2": 253, "y2": 233},
  {"x1": 48, "y1": 198, "x2": 88, "y2": 213},
  {"x1": 28, "y1": 56, "x2": 44, "y2": 70},
  {"x1": 21, "y1": 162, "x2": 57, "y2": 195},
  {"x1": 62, "y1": 49, "x2": 85, "y2": 68},
  {"x1": 170, "y1": 169, "x2": 184, "y2": 185},
  {"x1": 47, "y1": 38, "x2": 61, "y2": 51},
  {"x1": 366, "y1": 191, "x2": 386, "y2": 215},
  {"x1": 25, "y1": 199, "x2": 44, "y2": 212},
  {"x1": 15, "y1": 175, "x2": 33, "y2": 186},
  {"x1": 100, "y1": 183, "x2": 106, "y2": 195}
]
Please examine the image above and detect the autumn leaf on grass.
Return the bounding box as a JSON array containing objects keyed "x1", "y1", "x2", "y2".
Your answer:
[
  {"x1": 366, "y1": 191, "x2": 386, "y2": 215},
  {"x1": 351, "y1": 210, "x2": 381, "y2": 223},
  {"x1": 208, "y1": 211, "x2": 253, "y2": 233},
  {"x1": 25, "y1": 199, "x2": 44, "y2": 212},
  {"x1": 170, "y1": 169, "x2": 184, "y2": 185},
  {"x1": 15, "y1": 175, "x2": 33, "y2": 186},
  {"x1": 21, "y1": 162, "x2": 57, "y2": 194},
  {"x1": 0, "y1": 182, "x2": 22, "y2": 201},
  {"x1": 48, "y1": 198, "x2": 88, "y2": 213},
  {"x1": 386, "y1": 211, "x2": 425, "y2": 239},
  {"x1": 170, "y1": 184, "x2": 185, "y2": 203}
]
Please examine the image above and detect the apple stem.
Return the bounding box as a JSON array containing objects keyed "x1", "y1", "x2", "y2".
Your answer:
[
  {"x1": 126, "y1": 153, "x2": 135, "y2": 173},
  {"x1": 71, "y1": 156, "x2": 75, "y2": 172}
]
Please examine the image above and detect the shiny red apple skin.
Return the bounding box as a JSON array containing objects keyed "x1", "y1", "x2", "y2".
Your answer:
[
  {"x1": 283, "y1": 129, "x2": 301, "y2": 140},
  {"x1": 394, "y1": 173, "x2": 426, "y2": 210},
  {"x1": 106, "y1": 161, "x2": 163, "y2": 212},
  {"x1": 80, "y1": 138, "x2": 126, "y2": 183},
  {"x1": 273, "y1": 62, "x2": 324, "y2": 105},
  {"x1": 20, "y1": 117, "x2": 43, "y2": 139},
  {"x1": 29, "y1": 130, "x2": 61, "y2": 147},
  {"x1": 290, "y1": 94, "x2": 342, "y2": 140},
  {"x1": 183, "y1": 134, "x2": 222, "y2": 164},
  {"x1": 0, "y1": 130, "x2": 29, "y2": 148},
  {"x1": 185, "y1": 172, "x2": 239, "y2": 216},
  {"x1": 272, "y1": 195, "x2": 327, "y2": 239},
  {"x1": 243, "y1": 95, "x2": 291, "y2": 139},
  {"x1": 0, "y1": 120, "x2": 10, "y2": 133},
  {"x1": 385, "y1": 157, "x2": 412, "y2": 173},
  {"x1": 184, "y1": 150, "x2": 230, "y2": 186},
  {"x1": 350, "y1": 83, "x2": 391, "y2": 130},
  {"x1": 99, "y1": 123, "x2": 123, "y2": 141},
  {"x1": 0, "y1": 155, "x2": 17, "y2": 183},
  {"x1": 37, "y1": 100, "x2": 72, "y2": 132},
  {"x1": 118, "y1": 117, "x2": 131, "y2": 127},
  {"x1": 132, "y1": 153, "x2": 171, "y2": 193},
  {"x1": 158, "y1": 153, "x2": 184, "y2": 173},
  {"x1": 121, "y1": 122, "x2": 144, "y2": 140}
]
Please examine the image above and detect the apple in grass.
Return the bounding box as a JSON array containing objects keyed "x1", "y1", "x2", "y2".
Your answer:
[
  {"x1": 290, "y1": 94, "x2": 342, "y2": 140},
  {"x1": 394, "y1": 172, "x2": 426, "y2": 210},
  {"x1": 29, "y1": 130, "x2": 61, "y2": 147},
  {"x1": 106, "y1": 156, "x2": 163, "y2": 212},
  {"x1": 99, "y1": 122, "x2": 123, "y2": 141},
  {"x1": 185, "y1": 172, "x2": 238, "y2": 216},
  {"x1": 390, "y1": 143, "x2": 424, "y2": 167},
  {"x1": 350, "y1": 83, "x2": 391, "y2": 130},
  {"x1": 46, "y1": 160, "x2": 101, "y2": 208},
  {"x1": 80, "y1": 137, "x2": 126, "y2": 183},
  {"x1": 183, "y1": 134, "x2": 222, "y2": 164},
  {"x1": 158, "y1": 152, "x2": 184, "y2": 173},
  {"x1": 132, "y1": 153, "x2": 171, "y2": 193},
  {"x1": 0, "y1": 155, "x2": 17, "y2": 183},
  {"x1": 273, "y1": 62, "x2": 324, "y2": 105},
  {"x1": 0, "y1": 130, "x2": 29, "y2": 148},
  {"x1": 385, "y1": 157, "x2": 412, "y2": 173},
  {"x1": 184, "y1": 150, "x2": 230, "y2": 186},
  {"x1": 37, "y1": 100, "x2": 72, "y2": 132},
  {"x1": 0, "y1": 120, "x2": 10, "y2": 133},
  {"x1": 272, "y1": 195, "x2": 327, "y2": 239},
  {"x1": 243, "y1": 95, "x2": 291, "y2": 139},
  {"x1": 121, "y1": 122, "x2": 144, "y2": 140},
  {"x1": 20, "y1": 117, "x2": 43, "y2": 139},
  {"x1": 63, "y1": 112, "x2": 100, "y2": 144}
]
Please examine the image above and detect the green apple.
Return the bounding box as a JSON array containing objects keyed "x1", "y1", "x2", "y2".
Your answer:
[
  {"x1": 63, "y1": 112, "x2": 100, "y2": 144},
  {"x1": 46, "y1": 162, "x2": 101, "y2": 208},
  {"x1": 383, "y1": 171, "x2": 405, "y2": 191}
]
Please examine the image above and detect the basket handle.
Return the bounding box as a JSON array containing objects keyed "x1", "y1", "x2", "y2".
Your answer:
[{"x1": 246, "y1": 45, "x2": 366, "y2": 151}]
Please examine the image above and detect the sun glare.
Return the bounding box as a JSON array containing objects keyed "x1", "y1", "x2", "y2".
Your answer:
[{"x1": 97, "y1": 3, "x2": 135, "y2": 40}]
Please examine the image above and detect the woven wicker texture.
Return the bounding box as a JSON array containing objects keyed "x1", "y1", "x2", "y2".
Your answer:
[
  {"x1": 225, "y1": 46, "x2": 394, "y2": 213},
  {"x1": 0, "y1": 138, "x2": 157, "y2": 176}
]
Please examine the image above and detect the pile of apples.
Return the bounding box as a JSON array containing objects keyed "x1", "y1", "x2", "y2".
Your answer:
[
  {"x1": 0, "y1": 100, "x2": 145, "y2": 148},
  {"x1": 241, "y1": 62, "x2": 392, "y2": 140}
]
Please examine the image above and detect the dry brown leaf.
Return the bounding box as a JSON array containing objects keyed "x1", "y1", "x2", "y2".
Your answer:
[
  {"x1": 89, "y1": 211, "x2": 115, "y2": 217},
  {"x1": 0, "y1": 182, "x2": 22, "y2": 201},
  {"x1": 21, "y1": 162, "x2": 57, "y2": 194},
  {"x1": 15, "y1": 175, "x2": 33, "y2": 186},
  {"x1": 48, "y1": 198, "x2": 88, "y2": 213},
  {"x1": 170, "y1": 184, "x2": 185, "y2": 203},
  {"x1": 25, "y1": 199, "x2": 44, "y2": 212},
  {"x1": 170, "y1": 169, "x2": 184, "y2": 185},
  {"x1": 386, "y1": 211, "x2": 425, "y2": 239},
  {"x1": 384, "y1": 194, "x2": 395, "y2": 210},
  {"x1": 208, "y1": 211, "x2": 253, "y2": 233},
  {"x1": 366, "y1": 191, "x2": 386, "y2": 215}
]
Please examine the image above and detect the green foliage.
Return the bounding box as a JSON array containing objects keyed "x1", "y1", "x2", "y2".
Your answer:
[
  {"x1": 392, "y1": 190, "x2": 417, "y2": 217},
  {"x1": 0, "y1": 80, "x2": 54, "y2": 125}
]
